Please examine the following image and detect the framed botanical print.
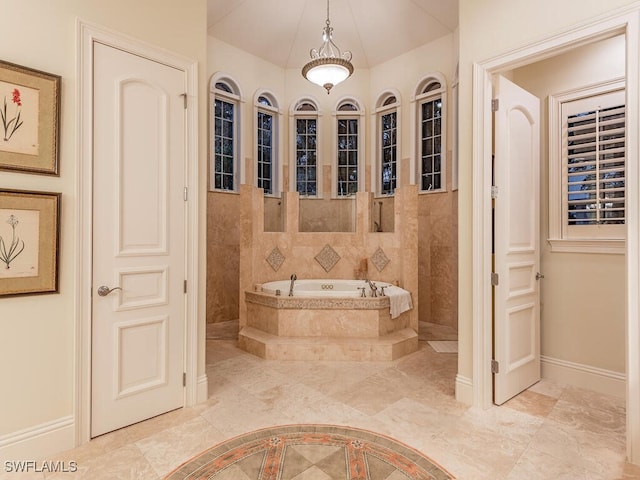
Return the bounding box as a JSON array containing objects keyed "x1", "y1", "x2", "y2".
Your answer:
[
  {"x1": 0, "y1": 60, "x2": 61, "y2": 175},
  {"x1": 0, "y1": 189, "x2": 61, "y2": 296}
]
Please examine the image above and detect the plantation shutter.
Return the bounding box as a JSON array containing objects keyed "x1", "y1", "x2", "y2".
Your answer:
[{"x1": 563, "y1": 89, "x2": 625, "y2": 233}]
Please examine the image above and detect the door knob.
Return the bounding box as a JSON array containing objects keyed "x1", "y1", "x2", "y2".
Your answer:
[
  {"x1": 535, "y1": 272, "x2": 545, "y2": 280},
  {"x1": 97, "y1": 285, "x2": 122, "y2": 296}
]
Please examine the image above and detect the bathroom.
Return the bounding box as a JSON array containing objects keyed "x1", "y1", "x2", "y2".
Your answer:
[{"x1": 205, "y1": 33, "x2": 459, "y2": 345}]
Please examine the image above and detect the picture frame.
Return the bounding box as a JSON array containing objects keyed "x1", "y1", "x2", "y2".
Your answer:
[
  {"x1": 0, "y1": 189, "x2": 60, "y2": 296},
  {"x1": 0, "y1": 60, "x2": 61, "y2": 175}
]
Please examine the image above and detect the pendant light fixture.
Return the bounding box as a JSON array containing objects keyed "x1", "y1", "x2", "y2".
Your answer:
[{"x1": 301, "y1": 0, "x2": 354, "y2": 94}]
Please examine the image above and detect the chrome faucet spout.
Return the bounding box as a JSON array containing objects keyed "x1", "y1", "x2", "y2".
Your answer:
[
  {"x1": 289, "y1": 274, "x2": 297, "y2": 296},
  {"x1": 366, "y1": 279, "x2": 378, "y2": 297}
]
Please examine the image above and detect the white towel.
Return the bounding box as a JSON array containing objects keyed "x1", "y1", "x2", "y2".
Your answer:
[{"x1": 385, "y1": 286, "x2": 413, "y2": 319}]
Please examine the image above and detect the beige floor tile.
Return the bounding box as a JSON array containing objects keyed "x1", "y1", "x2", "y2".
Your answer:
[
  {"x1": 506, "y1": 446, "x2": 609, "y2": 480},
  {"x1": 47, "y1": 444, "x2": 157, "y2": 480},
  {"x1": 503, "y1": 389, "x2": 558, "y2": 417},
  {"x1": 135, "y1": 416, "x2": 226, "y2": 477},
  {"x1": 40, "y1": 336, "x2": 636, "y2": 479}
]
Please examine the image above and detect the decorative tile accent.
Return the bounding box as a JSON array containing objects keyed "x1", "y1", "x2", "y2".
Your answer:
[
  {"x1": 266, "y1": 246, "x2": 285, "y2": 271},
  {"x1": 371, "y1": 247, "x2": 390, "y2": 272},
  {"x1": 315, "y1": 244, "x2": 341, "y2": 272}
]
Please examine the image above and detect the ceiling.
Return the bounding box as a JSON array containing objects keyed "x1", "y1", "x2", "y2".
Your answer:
[{"x1": 207, "y1": 0, "x2": 458, "y2": 69}]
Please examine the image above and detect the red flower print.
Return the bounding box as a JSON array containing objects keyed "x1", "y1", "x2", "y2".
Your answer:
[
  {"x1": 11, "y1": 89, "x2": 21, "y2": 106},
  {"x1": 2, "y1": 87, "x2": 24, "y2": 141}
]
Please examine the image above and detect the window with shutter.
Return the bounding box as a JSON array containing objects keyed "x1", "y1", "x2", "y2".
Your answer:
[{"x1": 549, "y1": 81, "x2": 625, "y2": 253}]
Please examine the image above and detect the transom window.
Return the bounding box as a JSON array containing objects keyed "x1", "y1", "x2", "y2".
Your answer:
[
  {"x1": 415, "y1": 75, "x2": 446, "y2": 192},
  {"x1": 336, "y1": 100, "x2": 361, "y2": 196},
  {"x1": 294, "y1": 101, "x2": 319, "y2": 196},
  {"x1": 210, "y1": 77, "x2": 241, "y2": 192}
]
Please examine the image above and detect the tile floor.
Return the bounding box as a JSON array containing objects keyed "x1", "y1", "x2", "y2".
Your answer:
[{"x1": 6, "y1": 321, "x2": 640, "y2": 479}]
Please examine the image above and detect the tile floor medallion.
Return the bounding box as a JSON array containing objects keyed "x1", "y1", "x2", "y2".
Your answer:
[{"x1": 163, "y1": 424, "x2": 454, "y2": 480}]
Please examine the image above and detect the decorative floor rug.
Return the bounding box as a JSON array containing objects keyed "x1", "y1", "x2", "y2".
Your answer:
[
  {"x1": 427, "y1": 341, "x2": 458, "y2": 354},
  {"x1": 165, "y1": 424, "x2": 454, "y2": 480}
]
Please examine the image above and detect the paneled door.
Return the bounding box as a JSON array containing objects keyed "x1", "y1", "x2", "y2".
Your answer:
[
  {"x1": 91, "y1": 42, "x2": 186, "y2": 436},
  {"x1": 493, "y1": 75, "x2": 541, "y2": 405}
]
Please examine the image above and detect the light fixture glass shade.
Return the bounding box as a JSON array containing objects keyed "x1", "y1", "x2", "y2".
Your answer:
[
  {"x1": 302, "y1": 57, "x2": 353, "y2": 93},
  {"x1": 302, "y1": 1, "x2": 353, "y2": 94}
]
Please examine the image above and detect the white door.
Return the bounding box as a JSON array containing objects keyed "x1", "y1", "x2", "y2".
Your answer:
[
  {"x1": 493, "y1": 75, "x2": 541, "y2": 405},
  {"x1": 91, "y1": 42, "x2": 186, "y2": 436}
]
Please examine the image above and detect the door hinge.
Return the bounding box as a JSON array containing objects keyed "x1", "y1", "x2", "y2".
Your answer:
[
  {"x1": 491, "y1": 272, "x2": 499, "y2": 286},
  {"x1": 184, "y1": 280, "x2": 187, "y2": 293},
  {"x1": 183, "y1": 187, "x2": 188, "y2": 201},
  {"x1": 492, "y1": 98, "x2": 499, "y2": 112},
  {"x1": 183, "y1": 372, "x2": 186, "y2": 387},
  {"x1": 491, "y1": 359, "x2": 500, "y2": 374},
  {"x1": 491, "y1": 185, "x2": 499, "y2": 199},
  {"x1": 180, "y1": 93, "x2": 187, "y2": 109}
]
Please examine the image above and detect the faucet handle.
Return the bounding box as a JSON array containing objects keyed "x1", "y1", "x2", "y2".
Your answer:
[
  {"x1": 380, "y1": 286, "x2": 387, "y2": 296},
  {"x1": 357, "y1": 287, "x2": 366, "y2": 297}
]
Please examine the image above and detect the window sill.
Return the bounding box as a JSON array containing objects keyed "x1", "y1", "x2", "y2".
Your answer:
[
  {"x1": 418, "y1": 188, "x2": 447, "y2": 195},
  {"x1": 548, "y1": 238, "x2": 624, "y2": 254},
  {"x1": 208, "y1": 188, "x2": 239, "y2": 195}
]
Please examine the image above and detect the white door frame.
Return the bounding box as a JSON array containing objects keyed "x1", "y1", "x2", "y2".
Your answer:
[
  {"x1": 75, "y1": 20, "x2": 201, "y2": 444},
  {"x1": 471, "y1": 8, "x2": 640, "y2": 463}
]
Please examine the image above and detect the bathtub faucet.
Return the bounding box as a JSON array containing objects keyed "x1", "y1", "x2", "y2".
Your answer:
[
  {"x1": 289, "y1": 274, "x2": 297, "y2": 296},
  {"x1": 366, "y1": 279, "x2": 378, "y2": 297}
]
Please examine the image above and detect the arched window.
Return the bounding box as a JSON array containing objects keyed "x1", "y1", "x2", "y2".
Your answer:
[
  {"x1": 415, "y1": 74, "x2": 447, "y2": 192},
  {"x1": 210, "y1": 75, "x2": 242, "y2": 192},
  {"x1": 375, "y1": 92, "x2": 401, "y2": 195},
  {"x1": 335, "y1": 98, "x2": 364, "y2": 196},
  {"x1": 291, "y1": 99, "x2": 320, "y2": 196},
  {"x1": 254, "y1": 91, "x2": 280, "y2": 195}
]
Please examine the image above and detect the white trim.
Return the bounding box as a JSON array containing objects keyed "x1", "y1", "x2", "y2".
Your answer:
[
  {"x1": 76, "y1": 19, "x2": 201, "y2": 446},
  {"x1": 196, "y1": 374, "x2": 209, "y2": 404},
  {"x1": 548, "y1": 238, "x2": 624, "y2": 254},
  {"x1": 0, "y1": 416, "x2": 74, "y2": 460},
  {"x1": 542, "y1": 355, "x2": 626, "y2": 399},
  {"x1": 470, "y1": 6, "x2": 640, "y2": 464},
  {"x1": 455, "y1": 374, "x2": 474, "y2": 406}
]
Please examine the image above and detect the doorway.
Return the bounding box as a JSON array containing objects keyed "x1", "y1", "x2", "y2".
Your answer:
[
  {"x1": 77, "y1": 21, "x2": 201, "y2": 444},
  {"x1": 471, "y1": 10, "x2": 640, "y2": 463}
]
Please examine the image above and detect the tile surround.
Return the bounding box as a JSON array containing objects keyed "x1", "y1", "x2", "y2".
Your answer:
[
  {"x1": 314, "y1": 244, "x2": 341, "y2": 272},
  {"x1": 265, "y1": 246, "x2": 285, "y2": 272},
  {"x1": 371, "y1": 246, "x2": 390, "y2": 272}
]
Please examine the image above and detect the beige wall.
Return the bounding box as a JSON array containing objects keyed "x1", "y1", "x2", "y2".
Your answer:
[
  {"x1": 0, "y1": 0, "x2": 207, "y2": 450},
  {"x1": 457, "y1": 0, "x2": 637, "y2": 382},
  {"x1": 511, "y1": 35, "x2": 626, "y2": 372}
]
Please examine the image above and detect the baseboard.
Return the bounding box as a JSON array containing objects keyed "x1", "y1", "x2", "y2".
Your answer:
[
  {"x1": 0, "y1": 415, "x2": 75, "y2": 461},
  {"x1": 455, "y1": 374, "x2": 473, "y2": 405},
  {"x1": 196, "y1": 373, "x2": 208, "y2": 404},
  {"x1": 541, "y1": 355, "x2": 626, "y2": 399}
]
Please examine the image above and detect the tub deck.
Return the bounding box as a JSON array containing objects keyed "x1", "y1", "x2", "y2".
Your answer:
[{"x1": 239, "y1": 291, "x2": 418, "y2": 361}]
